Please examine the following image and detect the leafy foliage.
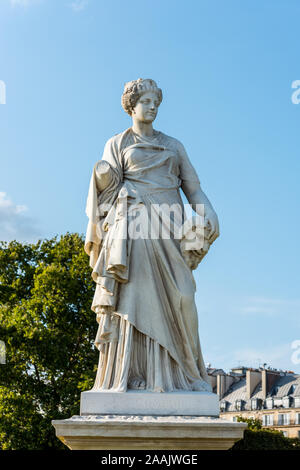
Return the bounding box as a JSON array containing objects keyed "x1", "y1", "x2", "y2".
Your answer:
[
  {"x1": 230, "y1": 416, "x2": 300, "y2": 450},
  {"x1": 0, "y1": 234, "x2": 97, "y2": 449}
]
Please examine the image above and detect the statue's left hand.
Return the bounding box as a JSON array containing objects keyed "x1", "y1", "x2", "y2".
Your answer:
[{"x1": 204, "y1": 209, "x2": 220, "y2": 244}]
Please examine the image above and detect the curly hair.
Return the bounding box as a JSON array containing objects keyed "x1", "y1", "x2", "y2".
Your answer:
[{"x1": 121, "y1": 78, "x2": 163, "y2": 116}]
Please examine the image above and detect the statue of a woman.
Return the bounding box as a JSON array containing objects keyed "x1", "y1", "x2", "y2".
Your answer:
[{"x1": 85, "y1": 79, "x2": 219, "y2": 393}]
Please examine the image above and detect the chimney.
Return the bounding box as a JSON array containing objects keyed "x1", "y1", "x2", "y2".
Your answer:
[
  {"x1": 217, "y1": 373, "x2": 235, "y2": 399},
  {"x1": 261, "y1": 369, "x2": 280, "y2": 399},
  {"x1": 246, "y1": 369, "x2": 261, "y2": 399},
  {"x1": 208, "y1": 374, "x2": 217, "y2": 392}
]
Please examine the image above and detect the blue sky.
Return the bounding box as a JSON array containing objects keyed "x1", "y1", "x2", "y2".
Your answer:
[{"x1": 0, "y1": 0, "x2": 300, "y2": 374}]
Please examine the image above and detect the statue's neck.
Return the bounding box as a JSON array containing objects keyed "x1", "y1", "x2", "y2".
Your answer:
[{"x1": 131, "y1": 120, "x2": 154, "y2": 138}]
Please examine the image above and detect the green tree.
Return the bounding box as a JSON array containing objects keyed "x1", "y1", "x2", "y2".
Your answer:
[
  {"x1": 0, "y1": 233, "x2": 97, "y2": 450},
  {"x1": 230, "y1": 416, "x2": 300, "y2": 450}
]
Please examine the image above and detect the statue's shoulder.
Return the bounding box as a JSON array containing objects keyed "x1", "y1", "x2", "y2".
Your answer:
[
  {"x1": 105, "y1": 128, "x2": 132, "y2": 150},
  {"x1": 158, "y1": 131, "x2": 184, "y2": 152}
]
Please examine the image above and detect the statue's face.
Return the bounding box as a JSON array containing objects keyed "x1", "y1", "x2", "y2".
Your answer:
[{"x1": 132, "y1": 91, "x2": 160, "y2": 123}]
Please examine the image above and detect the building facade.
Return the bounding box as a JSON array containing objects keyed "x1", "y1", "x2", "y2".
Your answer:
[{"x1": 207, "y1": 366, "x2": 300, "y2": 439}]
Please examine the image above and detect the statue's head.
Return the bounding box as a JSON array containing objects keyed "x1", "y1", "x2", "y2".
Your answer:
[{"x1": 121, "y1": 78, "x2": 163, "y2": 122}]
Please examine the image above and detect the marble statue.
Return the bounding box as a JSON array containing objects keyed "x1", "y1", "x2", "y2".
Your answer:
[{"x1": 85, "y1": 78, "x2": 219, "y2": 394}]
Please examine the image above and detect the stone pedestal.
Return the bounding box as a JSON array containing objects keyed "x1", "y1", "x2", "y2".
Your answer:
[
  {"x1": 52, "y1": 390, "x2": 246, "y2": 450},
  {"x1": 52, "y1": 414, "x2": 246, "y2": 450},
  {"x1": 80, "y1": 390, "x2": 219, "y2": 416}
]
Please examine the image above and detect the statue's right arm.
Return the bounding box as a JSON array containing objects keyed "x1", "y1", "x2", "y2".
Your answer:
[
  {"x1": 94, "y1": 160, "x2": 114, "y2": 192},
  {"x1": 94, "y1": 135, "x2": 123, "y2": 193}
]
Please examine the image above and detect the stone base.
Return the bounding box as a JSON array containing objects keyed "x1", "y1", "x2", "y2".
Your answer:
[
  {"x1": 52, "y1": 415, "x2": 247, "y2": 450},
  {"x1": 80, "y1": 390, "x2": 219, "y2": 417}
]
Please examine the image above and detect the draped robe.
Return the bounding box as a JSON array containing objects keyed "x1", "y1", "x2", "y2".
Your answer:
[{"x1": 85, "y1": 128, "x2": 212, "y2": 393}]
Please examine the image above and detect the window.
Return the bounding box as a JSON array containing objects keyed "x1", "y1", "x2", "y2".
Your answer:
[
  {"x1": 235, "y1": 400, "x2": 244, "y2": 411},
  {"x1": 220, "y1": 401, "x2": 227, "y2": 412},
  {"x1": 278, "y1": 413, "x2": 290, "y2": 425},
  {"x1": 271, "y1": 386, "x2": 279, "y2": 396},
  {"x1": 294, "y1": 397, "x2": 300, "y2": 408},
  {"x1": 283, "y1": 396, "x2": 291, "y2": 408},
  {"x1": 262, "y1": 414, "x2": 274, "y2": 426},
  {"x1": 251, "y1": 399, "x2": 258, "y2": 410},
  {"x1": 251, "y1": 398, "x2": 262, "y2": 410},
  {"x1": 298, "y1": 431, "x2": 300, "y2": 439},
  {"x1": 232, "y1": 416, "x2": 238, "y2": 422},
  {"x1": 282, "y1": 431, "x2": 288, "y2": 437},
  {"x1": 295, "y1": 413, "x2": 300, "y2": 425},
  {"x1": 266, "y1": 398, "x2": 274, "y2": 409},
  {"x1": 288, "y1": 384, "x2": 297, "y2": 395}
]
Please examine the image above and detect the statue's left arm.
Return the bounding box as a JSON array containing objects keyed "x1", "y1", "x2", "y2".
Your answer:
[{"x1": 177, "y1": 141, "x2": 220, "y2": 244}]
